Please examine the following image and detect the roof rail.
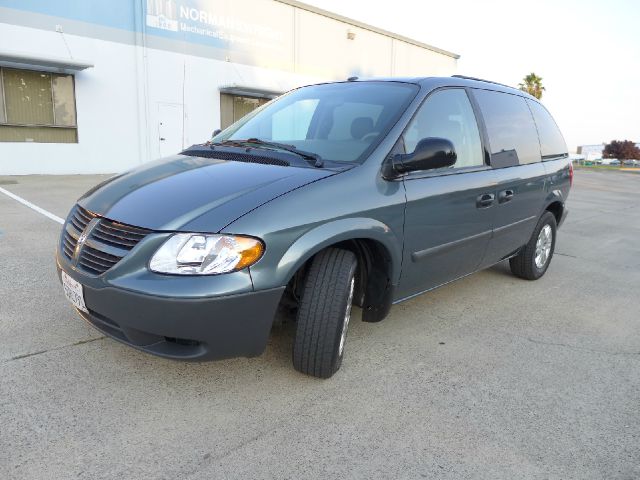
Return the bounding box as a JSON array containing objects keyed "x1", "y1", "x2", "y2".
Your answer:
[{"x1": 451, "y1": 75, "x2": 513, "y2": 89}]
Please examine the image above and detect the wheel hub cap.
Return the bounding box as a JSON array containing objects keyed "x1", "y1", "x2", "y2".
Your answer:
[{"x1": 535, "y1": 224, "x2": 553, "y2": 269}]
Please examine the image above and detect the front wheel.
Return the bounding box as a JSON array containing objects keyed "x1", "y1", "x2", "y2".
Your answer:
[
  {"x1": 509, "y1": 211, "x2": 557, "y2": 280},
  {"x1": 292, "y1": 248, "x2": 357, "y2": 378}
]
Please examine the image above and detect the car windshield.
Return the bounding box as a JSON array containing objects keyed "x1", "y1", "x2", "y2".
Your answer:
[{"x1": 212, "y1": 81, "x2": 419, "y2": 163}]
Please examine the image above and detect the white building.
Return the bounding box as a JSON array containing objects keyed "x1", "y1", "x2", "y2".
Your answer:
[
  {"x1": 577, "y1": 144, "x2": 605, "y2": 161},
  {"x1": 577, "y1": 143, "x2": 640, "y2": 161},
  {"x1": 0, "y1": 0, "x2": 458, "y2": 175}
]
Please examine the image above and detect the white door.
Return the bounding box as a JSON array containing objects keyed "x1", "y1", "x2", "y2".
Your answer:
[{"x1": 158, "y1": 103, "x2": 184, "y2": 157}]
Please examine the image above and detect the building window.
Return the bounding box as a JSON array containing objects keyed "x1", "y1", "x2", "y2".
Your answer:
[
  {"x1": 220, "y1": 93, "x2": 269, "y2": 129},
  {"x1": 0, "y1": 67, "x2": 78, "y2": 143}
]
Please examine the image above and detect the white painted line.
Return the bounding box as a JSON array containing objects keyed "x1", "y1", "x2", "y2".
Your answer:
[{"x1": 0, "y1": 186, "x2": 65, "y2": 225}]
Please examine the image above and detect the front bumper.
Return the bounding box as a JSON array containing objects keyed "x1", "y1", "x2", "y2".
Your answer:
[{"x1": 57, "y1": 251, "x2": 285, "y2": 361}]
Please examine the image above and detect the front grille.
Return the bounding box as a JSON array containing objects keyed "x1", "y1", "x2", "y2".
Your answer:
[
  {"x1": 62, "y1": 206, "x2": 94, "y2": 258},
  {"x1": 91, "y1": 221, "x2": 149, "y2": 249},
  {"x1": 78, "y1": 244, "x2": 123, "y2": 275},
  {"x1": 62, "y1": 205, "x2": 151, "y2": 275}
]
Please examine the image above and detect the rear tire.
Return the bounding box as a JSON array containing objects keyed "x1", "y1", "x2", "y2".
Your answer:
[
  {"x1": 509, "y1": 211, "x2": 557, "y2": 280},
  {"x1": 293, "y1": 248, "x2": 357, "y2": 378}
]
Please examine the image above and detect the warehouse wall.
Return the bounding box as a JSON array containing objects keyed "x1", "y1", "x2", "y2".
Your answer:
[
  {"x1": 0, "y1": 21, "x2": 320, "y2": 174},
  {"x1": 0, "y1": 0, "x2": 457, "y2": 175}
]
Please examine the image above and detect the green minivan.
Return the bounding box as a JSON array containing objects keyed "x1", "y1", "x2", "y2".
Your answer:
[{"x1": 58, "y1": 76, "x2": 571, "y2": 378}]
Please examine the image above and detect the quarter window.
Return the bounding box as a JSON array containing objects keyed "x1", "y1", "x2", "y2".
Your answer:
[
  {"x1": 0, "y1": 67, "x2": 78, "y2": 143},
  {"x1": 473, "y1": 89, "x2": 540, "y2": 166},
  {"x1": 403, "y1": 89, "x2": 483, "y2": 169},
  {"x1": 526, "y1": 99, "x2": 567, "y2": 159}
]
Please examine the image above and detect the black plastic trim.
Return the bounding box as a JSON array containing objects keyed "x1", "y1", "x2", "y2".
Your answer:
[
  {"x1": 411, "y1": 230, "x2": 492, "y2": 262},
  {"x1": 492, "y1": 215, "x2": 537, "y2": 236}
]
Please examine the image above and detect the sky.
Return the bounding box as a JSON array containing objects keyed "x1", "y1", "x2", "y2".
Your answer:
[{"x1": 305, "y1": 0, "x2": 640, "y2": 152}]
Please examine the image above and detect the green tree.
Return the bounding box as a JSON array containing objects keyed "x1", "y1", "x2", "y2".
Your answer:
[
  {"x1": 518, "y1": 72, "x2": 545, "y2": 99},
  {"x1": 603, "y1": 140, "x2": 640, "y2": 166}
]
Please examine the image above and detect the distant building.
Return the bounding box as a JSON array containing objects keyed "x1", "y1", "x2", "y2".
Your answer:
[
  {"x1": 577, "y1": 144, "x2": 605, "y2": 161},
  {"x1": 577, "y1": 143, "x2": 640, "y2": 160}
]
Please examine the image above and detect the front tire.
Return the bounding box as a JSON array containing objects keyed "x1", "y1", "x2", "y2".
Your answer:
[
  {"x1": 509, "y1": 211, "x2": 557, "y2": 280},
  {"x1": 293, "y1": 248, "x2": 357, "y2": 378}
]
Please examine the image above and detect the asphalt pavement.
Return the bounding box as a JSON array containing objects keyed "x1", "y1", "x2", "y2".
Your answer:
[{"x1": 0, "y1": 169, "x2": 638, "y2": 479}]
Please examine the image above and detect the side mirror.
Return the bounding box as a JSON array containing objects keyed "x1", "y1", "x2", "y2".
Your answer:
[
  {"x1": 212, "y1": 129, "x2": 222, "y2": 137},
  {"x1": 393, "y1": 137, "x2": 457, "y2": 174}
]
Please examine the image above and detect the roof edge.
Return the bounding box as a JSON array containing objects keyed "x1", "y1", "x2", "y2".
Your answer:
[
  {"x1": 275, "y1": 0, "x2": 460, "y2": 59},
  {"x1": 0, "y1": 49, "x2": 94, "y2": 71}
]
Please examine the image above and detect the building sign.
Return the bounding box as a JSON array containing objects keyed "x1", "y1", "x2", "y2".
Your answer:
[
  {"x1": 146, "y1": 1, "x2": 179, "y2": 31},
  {"x1": 145, "y1": 0, "x2": 286, "y2": 52}
]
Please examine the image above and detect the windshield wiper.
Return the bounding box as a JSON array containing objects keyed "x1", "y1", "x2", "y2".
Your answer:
[{"x1": 212, "y1": 138, "x2": 324, "y2": 167}]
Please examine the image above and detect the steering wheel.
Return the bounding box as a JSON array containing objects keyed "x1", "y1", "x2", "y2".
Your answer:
[{"x1": 361, "y1": 131, "x2": 380, "y2": 142}]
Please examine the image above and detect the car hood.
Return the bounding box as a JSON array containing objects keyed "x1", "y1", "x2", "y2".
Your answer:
[{"x1": 78, "y1": 154, "x2": 341, "y2": 232}]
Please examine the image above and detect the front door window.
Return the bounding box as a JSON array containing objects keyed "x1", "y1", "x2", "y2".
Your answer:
[{"x1": 403, "y1": 88, "x2": 484, "y2": 169}]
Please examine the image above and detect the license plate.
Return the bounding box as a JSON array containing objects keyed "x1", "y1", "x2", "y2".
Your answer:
[{"x1": 61, "y1": 271, "x2": 88, "y2": 314}]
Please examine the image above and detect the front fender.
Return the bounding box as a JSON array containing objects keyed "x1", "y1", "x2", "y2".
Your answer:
[{"x1": 249, "y1": 217, "x2": 403, "y2": 290}]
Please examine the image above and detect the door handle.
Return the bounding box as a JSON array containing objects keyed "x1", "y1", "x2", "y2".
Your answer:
[
  {"x1": 476, "y1": 193, "x2": 495, "y2": 208},
  {"x1": 159, "y1": 137, "x2": 166, "y2": 141},
  {"x1": 498, "y1": 189, "x2": 514, "y2": 204}
]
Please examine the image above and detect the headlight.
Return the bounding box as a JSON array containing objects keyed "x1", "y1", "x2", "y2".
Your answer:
[{"x1": 149, "y1": 233, "x2": 264, "y2": 275}]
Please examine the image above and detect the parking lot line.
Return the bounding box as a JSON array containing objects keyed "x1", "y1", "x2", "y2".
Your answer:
[{"x1": 0, "y1": 186, "x2": 64, "y2": 225}]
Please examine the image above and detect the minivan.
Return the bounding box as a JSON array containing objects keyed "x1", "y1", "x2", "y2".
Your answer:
[{"x1": 57, "y1": 76, "x2": 572, "y2": 378}]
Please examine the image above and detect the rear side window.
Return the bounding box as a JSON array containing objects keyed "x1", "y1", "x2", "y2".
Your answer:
[
  {"x1": 473, "y1": 90, "x2": 541, "y2": 167},
  {"x1": 526, "y1": 100, "x2": 568, "y2": 159}
]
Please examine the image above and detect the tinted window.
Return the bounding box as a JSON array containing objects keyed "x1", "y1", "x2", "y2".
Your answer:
[
  {"x1": 526, "y1": 100, "x2": 568, "y2": 159},
  {"x1": 403, "y1": 89, "x2": 483, "y2": 169},
  {"x1": 474, "y1": 90, "x2": 540, "y2": 166},
  {"x1": 215, "y1": 82, "x2": 419, "y2": 163}
]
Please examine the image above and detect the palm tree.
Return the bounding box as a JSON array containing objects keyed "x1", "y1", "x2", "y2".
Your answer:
[{"x1": 518, "y1": 73, "x2": 545, "y2": 99}]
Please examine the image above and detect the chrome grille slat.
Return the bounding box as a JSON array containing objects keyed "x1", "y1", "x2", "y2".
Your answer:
[
  {"x1": 69, "y1": 216, "x2": 85, "y2": 232},
  {"x1": 91, "y1": 229, "x2": 139, "y2": 248},
  {"x1": 83, "y1": 237, "x2": 130, "y2": 258},
  {"x1": 60, "y1": 205, "x2": 151, "y2": 275},
  {"x1": 65, "y1": 223, "x2": 80, "y2": 240},
  {"x1": 79, "y1": 252, "x2": 117, "y2": 269},
  {"x1": 63, "y1": 235, "x2": 75, "y2": 253},
  {"x1": 96, "y1": 222, "x2": 148, "y2": 238},
  {"x1": 81, "y1": 245, "x2": 120, "y2": 263},
  {"x1": 76, "y1": 261, "x2": 102, "y2": 275},
  {"x1": 62, "y1": 233, "x2": 75, "y2": 257},
  {"x1": 75, "y1": 207, "x2": 94, "y2": 224},
  {"x1": 63, "y1": 232, "x2": 75, "y2": 246},
  {"x1": 79, "y1": 255, "x2": 114, "y2": 270}
]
